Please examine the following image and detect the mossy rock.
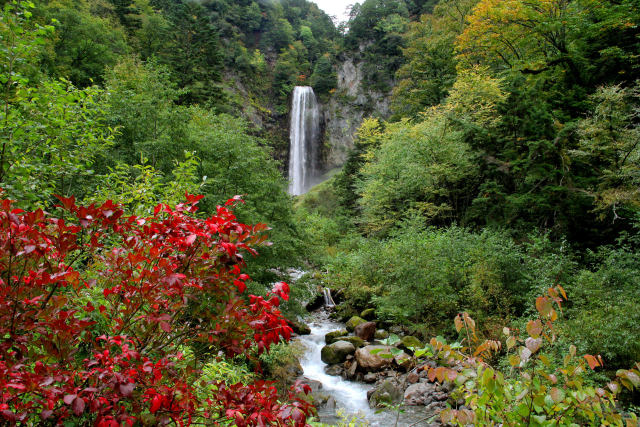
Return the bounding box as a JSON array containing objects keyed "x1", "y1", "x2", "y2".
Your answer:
[
  {"x1": 325, "y1": 329, "x2": 348, "y2": 344},
  {"x1": 321, "y1": 340, "x2": 356, "y2": 365},
  {"x1": 400, "y1": 335, "x2": 423, "y2": 350},
  {"x1": 340, "y1": 335, "x2": 366, "y2": 348},
  {"x1": 360, "y1": 308, "x2": 376, "y2": 320},
  {"x1": 375, "y1": 329, "x2": 389, "y2": 340},
  {"x1": 345, "y1": 316, "x2": 366, "y2": 332},
  {"x1": 288, "y1": 319, "x2": 311, "y2": 335}
]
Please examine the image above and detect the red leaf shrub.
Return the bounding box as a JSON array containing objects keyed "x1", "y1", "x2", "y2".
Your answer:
[{"x1": 0, "y1": 194, "x2": 312, "y2": 425}]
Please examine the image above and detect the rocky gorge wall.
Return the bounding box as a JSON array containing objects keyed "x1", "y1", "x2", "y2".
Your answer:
[{"x1": 319, "y1": 57, "x2": 392, "y2": 171}]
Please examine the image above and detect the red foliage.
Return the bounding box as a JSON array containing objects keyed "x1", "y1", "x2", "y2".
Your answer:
[{"x1": 0, "y1": 194, "x2": 312, "y2": 425}]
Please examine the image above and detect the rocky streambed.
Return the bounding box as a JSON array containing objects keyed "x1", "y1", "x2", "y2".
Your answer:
[{"x1": 295, "y1": 311, "x2": 454, "y2": 426}]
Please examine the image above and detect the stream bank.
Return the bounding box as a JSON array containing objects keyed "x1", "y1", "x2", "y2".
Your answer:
[{"x1": 295, "y1": 310, "x2": 449, "y2": 426}]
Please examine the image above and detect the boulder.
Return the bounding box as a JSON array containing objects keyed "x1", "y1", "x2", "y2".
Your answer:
[
  {"x1": 340, "y1": 335, "x2": 366, "y2": 348},
  {"x1": 354, "y1": 321, "x2": 377, "y2": 341},
  {"x1": 321, "y1": 340, "x2": 356, "y2": 365},
  {"x1": 360, "y1": 308, "x2": 376, "y2": 320},
  {"x1": 400, "y1": 335, "x2": 423, "y2": 350},
  {"x1": 345, "y1": 316, "x2": 367, "y2": 332},
  {"x1": 355, "y1": 345, "x2": 394, "y2": 371},
  {"x1": 287, "y1": 319, "x2": 311, "y2": 335},
  {"x1": 345, "y1": 360, "x2": 358, "y2": 379},
  {"x1": 375, "y1": 329, "x2": 389, "y2": 340},
  {"x1": 368, "y1": 378, "x2": 404, "y2": 408},
  {"x1": 325, "y1": 329, "x2": 348, "y2": 344},
  {"x1": 404, "y1": 382, "x2": 436, "y2": 406},
  {"x1": 363, "y1": 372, "x2": 378, "y2": 383},
  {"x1": 324, "y1": 364, "x2": 344, "y2": 376},
  {"x1": 393, "y1": 351, "x2": 412, "y2": 370},
  {"x1": 300, "y1": 377, "x2": 323, "y2": 392}
]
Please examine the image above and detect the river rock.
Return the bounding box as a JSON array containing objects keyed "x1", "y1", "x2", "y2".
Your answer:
[
  {"x1": 360, "y1": 308, "x2": 376, "y2": 320},
  {"x1": 321, "y1": 340, "x2": 356, "y2": 365},
  {"x1": 287, "y1": 318, "x2": 311, "y2": 335},
  {"x1": 355, "y1": 345, "x2": 394, "y2": 371},
  {"x1": 368, "y1": 378, "x2": 403, "y2": 408},
  {"x1": 394, "y1": 351, "x2": 412, "y2": 370},
  {"x1": 407, "y1": 372, "x2": 420, "y2": 384},
  {"x1": 340, "y1": 335, "x2": 366, "y2": 348},
  {"x1": 404, "y1": 382, "x2": 436, "y2": 406},
  {"x1": 345, "y1": 316, "x2": 366, "y2": 332},
  {"x1": 354, "y1": 321, "x2": 376, "y2": 341},
  {"x1": 324, "y1": 364, "x2": 344, "y2": 376},
  {"x1": 325, "y1": 329, "x2": 348, "y2": 344},
  {"x1": 301, "y1": 377, "x2": 323, "y2": 392},
  {"x1": 345, "y1": 360, "x2": 358, "y2": 379},
  {"x1": 400, "y1": 335, "x2": 423, "y2": 350},
  {"x1": 375, "y1": 329, "x2": 389, "y2": 340},
  {"x1": 363, "y1": 372, "x2": 378, "y2": 383}
]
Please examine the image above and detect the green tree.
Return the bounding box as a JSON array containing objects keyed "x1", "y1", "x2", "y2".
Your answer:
[
  {"x1": 392, "y1": 0, "x2": 477, "y2": 118},
  {"x1": 573, "y1": 84, "x2": 640, "y2": 216},
  {"x1": 0, "y1": 1, "x2": 113, "y2": 207},
  {"x1": 104, "y1": 56, "x2": 190, "y2": 172},
  {"x1": 39, "y1": 0, "x2": 128, "y2": 86}
]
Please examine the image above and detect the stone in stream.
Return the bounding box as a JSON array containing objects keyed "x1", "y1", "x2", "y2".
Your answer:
[
  {"x1": 355, "y1": 345, "x2": 394, "y2": 371},
  {"x1": 354, "y1": 321, "x2": 376, "y2": 341},
  {"x1": 287, "y1": 318, "x2": 311, "y2": 335},
  {"x1": 324, "y1": 364, "x2": 344, "y2": 376},
  {"x1": 375, "y1": 329, "x2": 389, "y2": 340},
  {"x1": 368, "y1": 378, "x2": 404, "y2": 408},
  {"x1": 324, "y1": 329, "x2": 348, "y2": 344},
  {"x1": 404, "y1": 382, "x2": 436, "y2": 406},
  {"x1": 345, "y1": 316, "x2": 366, "y2": 332},
  {"x1": 340, "y1": 335, "x2": 366, "y2": 348},
  {"x1": 321, "y1": 340, "x2": 356, "y2": 365}
]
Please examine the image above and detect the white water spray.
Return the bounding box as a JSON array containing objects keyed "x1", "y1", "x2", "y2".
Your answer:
[{"x1": 288, "y1": 86, "x2": 320, "y2": 195}]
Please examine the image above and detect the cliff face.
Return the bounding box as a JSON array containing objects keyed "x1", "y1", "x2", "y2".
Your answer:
[{"x1": 320, "y1": 57, "x2": 392, "y2": 171}]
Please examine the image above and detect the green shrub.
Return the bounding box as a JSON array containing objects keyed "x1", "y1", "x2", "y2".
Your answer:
[
  {"x1": 325, "y1": 225, "x2": 572, "y2": 336},
  {"x1": 564, "y1": 246, "x2": 640, "y2": 369}
]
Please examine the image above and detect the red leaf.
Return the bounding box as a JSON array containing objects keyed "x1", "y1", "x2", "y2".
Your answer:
[
  {"x1": 160, "y1": 322, "x2": 171, "y2": 333},
  {"x1": 150, "y1": 395, "x2": 162, "y2": 413},
  {"x1": 584, "y1": 354, "x2": 601, "y2": 370},
  {"x1": 63, "y1": 394, "x2": 77, "y2": 405},
  {"x1": 119, "y1": 382, "x2": 135, "y2": 397},
  {"x1": 72, "y1": 397, "x2": 85, "y2": 416}
]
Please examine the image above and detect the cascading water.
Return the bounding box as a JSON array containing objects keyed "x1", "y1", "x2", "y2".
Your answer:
[
  {"x1": 288, "y1": 86, "x2": 320, "y2": 196},
  {"x1": 322, "y1": 288, "x2": 336, "y2": 308}
]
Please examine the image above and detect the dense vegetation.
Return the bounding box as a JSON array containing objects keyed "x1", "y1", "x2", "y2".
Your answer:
[{"x1": 1, "y1": 0, "x2": 640, "y2": 424}]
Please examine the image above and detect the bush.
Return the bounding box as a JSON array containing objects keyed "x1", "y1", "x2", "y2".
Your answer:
[
  {"x1": 325, "y1": 225, "x2": 572, "y2": 336},
  {"x1": 425, "y1": 287, "x2": 639, "y2": 426},
  {"x1": 564, "y1": 246, "x2": 640, "y2": 369},
  {"x1": 0, "y1": 193, "x2": 312, "y2": 425}
]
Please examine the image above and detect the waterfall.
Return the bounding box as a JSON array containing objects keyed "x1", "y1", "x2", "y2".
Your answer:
[
  {"x1": 288, "y1": 86, "x2": 320, "y2": 196},
  {"x1": 322, "y1": 287, "x2": 336, "y2": 308}
]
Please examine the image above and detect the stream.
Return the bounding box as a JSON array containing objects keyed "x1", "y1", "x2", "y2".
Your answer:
[{"x1": 297, "y1": 311, "x2": 432, "y2": 426}]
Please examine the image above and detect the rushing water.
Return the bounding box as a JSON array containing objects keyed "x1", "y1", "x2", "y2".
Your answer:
[
  {"x1": 288, "y1": 86, "x2": 320, "y2": 196},
  {"x1": 297, "y1": 313, "x2": 373, "y2": 424},
  {"x1": 297, "y1": 312, "x2": 434, "y2": 426}
]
